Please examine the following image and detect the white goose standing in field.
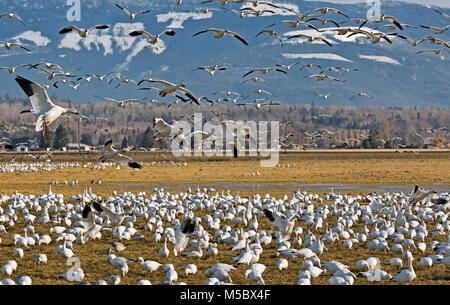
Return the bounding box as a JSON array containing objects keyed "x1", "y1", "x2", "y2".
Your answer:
[
  {"x1": 137, "y1": 257, "x2": 162, "y2": 273},
  {"x1": 391, "y1": 255, "x2": 416, "y2": 283},
  {"x1": 15, "y1": 76, "x2": 81, "y2": 136},
  {"x1": 14, "y1": 248, "x2": 24, "y2": 259},
  {"x1": 159, "y1": 236, "x2": 170, "y2": 258},
  {"x1": 36, "y1": 254, "x2": 48, "y2": 265},
  {"x1": 181, "y1": 242, "x2": 204, "y2": 257},
  {"x1": 98, "y1": 139, "x2": 142, "y2": 169},
  {"x1": 59, "y1": 239, "x2": 74, "y2": 259},
  {"x1": 17, "y1": 229, "x2": 29, "y2": 249},
  {"x1": 185, "y1": 264, "x2": 197, "y2": 276}
]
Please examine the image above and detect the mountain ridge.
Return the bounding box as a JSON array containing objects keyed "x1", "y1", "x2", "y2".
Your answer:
[{"x1": 0, "y1": 0, "x2": 448, "y2": 108}]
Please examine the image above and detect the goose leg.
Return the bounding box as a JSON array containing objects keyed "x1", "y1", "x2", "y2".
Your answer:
[{"x1": 42, "y1": 120, "x2": 48, "y2": 138}]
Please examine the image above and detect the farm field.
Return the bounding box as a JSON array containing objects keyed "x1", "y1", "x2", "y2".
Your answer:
[{"x1": 0, "y1": 150, "x2": 449, "y2": 285}]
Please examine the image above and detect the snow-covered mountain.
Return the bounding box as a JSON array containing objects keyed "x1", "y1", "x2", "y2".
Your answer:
[{"x1": 0, "y1": 0, "x2": 449, "y2": 108}]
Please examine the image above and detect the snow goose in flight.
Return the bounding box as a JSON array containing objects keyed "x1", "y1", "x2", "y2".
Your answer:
[
  {"x1": 0, "y1": 13, "x2": 25, "y2": 24},
  {"x1": 79, "y1": 203, "x2": 103, "y2": 244},
  {"x1": 264, "y1": 209, "x2": 299, "y2": 241},
  {"x1": 29, "y1": 62, "x2": 63, "y2": 70},
  {"x1": 287, "y1": 34, "x2": 333, "y2": 47},
  {"x1": 93, "y1": 201, "x2": 132, "y2": 228},
  {"x1": 0, "y1": 41, "x2": 31, "y2": 52},
  {"x1": 173, "y1": 218, "x2": 196, "y2": 256},
  {"x1": 408, "y1": 185, "x2": 446, "y2": 205},
  {"x1": 152, "y1": 117, "x2": 184, "y2": 142},
  {"x1": 95, "y1": 96, "x2": 138, "y2": 108},
  {"x1": 434, "y1": 9, "x2": 450, "y2": 21},
  {"x1": 15, "y1": 76, "x2": 81, "y2": 136},
  {"x1": 193, "y1": 28, "x2": 248, "y2": 46},
  {"x1": 0, "y1": 64, "x2": 29, "y2": 74},
  {"x1": 305, "y1": 17, "x2": 341, "y2": 27},
  {"x1": 129, "y1": 29, "x2": 176, "y2": 45},
  {"x1": 194, "y1": 8, "x2": 220, "y2": 14},
  {"x1": 138, "y1": 78, "x2": 200, "y2": 105},
  {"x1": 32, "y1": 66, "x2": 76, "y2": 80},
  {"x1": 241, "y1": 7, "x2": 276, "y2": 17},
  {"x1": 114, "y1": 4, "x2": 151, "y2": 20},
  {"x1": 382, "y1": 23, "x2": 416, "y2": 30},
  {"x1": 221, "y1": 7, "x2": 246, "y2": 18},
  {"x1": 304, "y1": 74, "x2": 344, "y2": 82},
  {"x1": 236, "y1": 101, "x2": 281, "y2": 110},
  {"x1": 59, "y1": 25, "x2": 110, "y2": 38},
  {"x1": 276, "y1": 62, "x2": 300, "y2": 71},
  {"x1": 242, "y1": 77, "x2": 266, "y2": 84},
  {"x1": 300, "y1": 63, "x2": 322, "y2": 71},
  {"x1": 243, "y1": 67, "x2": 287, "y2": 78},
  {"x1": 365, "y1": 15, "x2": 403, "y2": 30},
  {"x1": 201, "y1": 0, "x2": 240, "y2": 5},
  {"x1": 192, "y1": 63, "x2": 233, "y2": 76},
  {"x1": 310, "y1": 7, "x2": 349, "y2": 18},
  {"x1": 315, "y1": 93, "x2": 331, "y2": 100},
  {"x1": 418, "y1": 36, "x2": 449, "y2": 49},
  {"x1": 242, "y1": 0, "x2": 283, "y2": 8},
  {"x1": 113, "y1": 78, "x2": 136, "y2": 89},
  {"x1": 350, "y1": 91, "x2": 370, "y2": 100},
  {"x1": 266, "y1": 20, "x2": 320, "y2": 32},
  {"x1": 98, "y1": 139, "x2": 142, "y2": 169}
]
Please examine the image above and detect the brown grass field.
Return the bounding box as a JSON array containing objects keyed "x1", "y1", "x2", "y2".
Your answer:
[{"x1": 0, "y1": 150, "x2": 449, "y2": 285}]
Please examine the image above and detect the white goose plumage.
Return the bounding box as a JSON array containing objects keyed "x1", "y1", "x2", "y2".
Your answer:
[
  {"x1": 98, "y1": 139, "x2": 142, "y2": 169},
  {"x1": 15, "y1": 76, "x2": 81, "y2": 135}
]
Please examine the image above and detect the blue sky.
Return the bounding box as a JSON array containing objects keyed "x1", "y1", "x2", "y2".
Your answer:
[{"x1": 304, "y1": 0, "x2": 450, "y2": 8}]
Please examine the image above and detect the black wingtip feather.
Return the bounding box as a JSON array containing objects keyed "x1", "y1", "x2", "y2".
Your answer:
[
  {"x1": 82, "y1": 205, "x2": 91, "y2": 219},
  {"x1": 92, "y1": 202, "x2": 104, "y2": 213},
  {"x1": 15, "y1": 76, "x2": 35, "y2": 97},
  {"x1": 129, "y1": 162, "x2": 142, "y2": 169},
  {"x1": 264, "y1": 209, "x2": 275, "y2": 222},
  {"x1": 104, "y1": 139, "x2": 113, "y2": 147},
  {"x1": 59, "y1": 27, "x2": 73, "y2": 34},
  {"x1": 181, "y1": 218, "x2": 195, "y2": 234}
]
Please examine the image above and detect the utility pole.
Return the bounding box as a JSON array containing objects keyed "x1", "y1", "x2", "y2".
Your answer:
[{"x1": 77, "y1": 117, "x2": 81, "y2": 155}]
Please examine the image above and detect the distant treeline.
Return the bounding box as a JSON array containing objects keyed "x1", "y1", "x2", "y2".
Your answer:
[{"x1": 0, "y1": 96, "x2": 448, "y2": 150}]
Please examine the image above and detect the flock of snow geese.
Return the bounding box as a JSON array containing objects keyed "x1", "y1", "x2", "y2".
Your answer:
[
  {"x1": 0, "y1": 0, "x2": 448, "y2": 141},
  {"x1": 0, "y1": 182, "x2": 448, "y2": 285}
]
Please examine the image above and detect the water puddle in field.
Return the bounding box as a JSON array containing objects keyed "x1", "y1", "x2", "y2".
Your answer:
[{"x1": 104, "y1": 182, "x2": 449, "y2": 194}]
